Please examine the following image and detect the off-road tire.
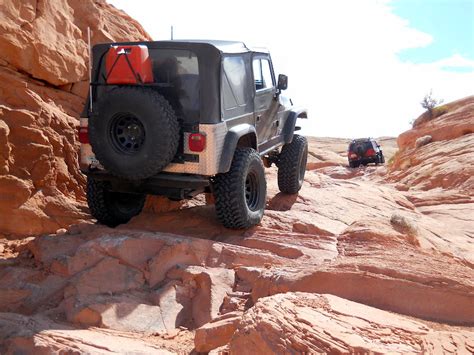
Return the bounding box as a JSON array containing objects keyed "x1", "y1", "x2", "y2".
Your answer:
[
  {"x1": 86, "y1": 177, "x2": 146, "y2": 227},
  {"x1": 349, "y1": 161, "x2": 357, "y2": 168},
  {"x1": 380, "y1": 153, "x2": 385, "y2": 164},
  {"x1": 89, "y1": 87, "x2": 179, "y2": 180},
  {"x1": 277, "y1": 135, "x2": 308, "y2": 194},
  {"x1": 212, "y1": 148, "x2": 266, "y2": 229}
]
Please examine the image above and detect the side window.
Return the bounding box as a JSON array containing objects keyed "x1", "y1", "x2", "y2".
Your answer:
[
  {"x1": 253, "y1": 57, "x2": 274, "y2": 91},
  {"x1": 221, "y1": 55, "x2": 253, "y2": 119},
  {"x1": 222, "y1": 56, "x2": 247, "y2": 107},
  {"x1": 253, "y1": 59, "x2": 263, "y2": 90},
  {"x1": 261, "y1": 59, "x2": 274, "y2": 89}
]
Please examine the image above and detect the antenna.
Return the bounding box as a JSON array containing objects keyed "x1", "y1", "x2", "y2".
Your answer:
[
  {"x1": 171, "y1": 25, "x2": 174, "y2": 40},
  {"x1": 87, "y1": 27, "x2": 93, "y2": 113}
]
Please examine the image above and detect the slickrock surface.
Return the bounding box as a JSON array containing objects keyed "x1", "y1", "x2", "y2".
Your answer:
[
  {"x1": 229, "y1": 292, "x2": 474, "y2": 354},
  {"x1": 0, "y1": 0, "x2": 473, "y2": 353},
  {"x1": 1, "y1": 113, "x2": 473, "y2": 352}
]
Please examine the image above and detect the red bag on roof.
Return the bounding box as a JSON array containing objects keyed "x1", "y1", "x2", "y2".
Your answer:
[{"x1": 105, "y1": 45, "x2": 154, "y2": 85}]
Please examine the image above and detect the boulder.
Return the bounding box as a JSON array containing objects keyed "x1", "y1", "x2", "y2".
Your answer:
[
  {"x1": 194, "y1": 312, "x2": 242, "y2": 352},
  {"x1": 229, "y1": 292, "x2": 474, "y2": 354}
]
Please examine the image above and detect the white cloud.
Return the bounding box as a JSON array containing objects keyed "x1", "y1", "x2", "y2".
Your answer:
[{"x1": 108, "y1": 0, "x2": 473, "y2": 138}]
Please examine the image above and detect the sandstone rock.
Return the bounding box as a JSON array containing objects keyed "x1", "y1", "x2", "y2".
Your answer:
[
  {"x1": 0, "y1": 266, "x2": 66, "y2": 313},
  {"x1": 390, "y1": 212, "x2": 419, "y2": 239},
  {"x1": 388, "y1": 98, "x2": 474, "y2": 203},
  {"x1": 249, "y1": 247, "x2": 474, "y2": 325},
  {"x1": 415, "y1": 134, "x2": 432, "y2": 148},
  {"x1": 0, "y1": 174, "x2": 33, "y2": 208},
  {"x1": 0, "y1": 312, "x2": 173, "y2": 354},
  {"x1": 167, "y1": 265, "x2": 235, "y2": 327},
  {"x1": 0, "y1": 119, "x2": 11, "y2": 174},
  {"x1": 229, "y1": 292, "x2": 474, "y2": 354},
  {"x1": 389, "y1": 134, "x2": 474, "y2": 193},
  {"x1": 0, "y1": 0, "x2": 151, "y2": 237},
  {"x1": 0, "y1": 0, "x2": 150, "y2": 86},
  {"x1": 65, "y1": 257, "x2": 144, "y2": 298},
  {"x1": 153, "y1": 280, "x2": 193, "y2": 330},
  {"x1": 0, "y1": 70, "x2": 88, "y2": 236},
  {"x1": 70, "y1": 294, "x2": 168, "y2": 332},
  {"x1": 399, "y1": 96, "x2": 474, "y2": 150},
  {"x1": 195, "y1": 312, "x2": 242, "y2": 352}
]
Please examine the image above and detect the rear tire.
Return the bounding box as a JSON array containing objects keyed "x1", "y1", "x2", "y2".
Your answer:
[
  {"x1": 212, "y1": 148, "x2": 266, "y2": 229},
  {"x1": 277, "y1": 135, "x2": 308, "y2": 194},
  {"x1": 86, "y1": 177, "x2": 146, "y2": 227}
]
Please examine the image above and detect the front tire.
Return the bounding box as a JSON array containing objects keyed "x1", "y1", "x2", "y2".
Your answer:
[
  {"x1": 212, "y1": 148, "x2": 267, "y2": 229},
  {"x1": 86, "y1": 177, "x2": 146, "y2": 227},
  {"x1": 277, "y1": 135, "x2": 308, "y2": 194}
]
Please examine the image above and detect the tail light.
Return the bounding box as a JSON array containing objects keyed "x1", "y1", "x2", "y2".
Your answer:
[
  {"x1": 188, "y1": 133, "x2": 206, "y2": 152},
  {"x1": 78, "y1": 126, "x2": 89, "y2": 144},
  {"x1": 366, "y1": 148, "x2": 375, "y2": 156},
  {"x1": 348, "y1": 152, "x2": 358, "y2": 159}
]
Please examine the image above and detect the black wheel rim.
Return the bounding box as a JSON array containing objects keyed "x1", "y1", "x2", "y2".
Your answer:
[
  {"x1": 298, "y1": 146, "x2": 308, "y2": 185},
  {"x1": 245, "y1": 170, "x2": 260, "y2": 211},
  {"x1": 110, "y1": 113, "x2": 145, "y2": 155}
]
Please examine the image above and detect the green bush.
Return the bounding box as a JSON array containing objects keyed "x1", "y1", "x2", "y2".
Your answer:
[{"x1": 432, "y1": 105, "x2": 448, "y2": 118}]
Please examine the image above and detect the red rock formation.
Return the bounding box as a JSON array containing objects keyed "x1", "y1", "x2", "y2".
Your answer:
[
  {"x1": 229, "y1": 292, "x2": 474, "y2": 354},
  {"x1": 0, "y1": 0, "x2": 150, "y2": 236},
  {"x1": 389, "y1": 96, "x2": 474, "y2": 194}
]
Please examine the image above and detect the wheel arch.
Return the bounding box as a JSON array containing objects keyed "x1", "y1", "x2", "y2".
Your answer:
[
  {"x1": 218, "y1": 124, "x2": 257, "y2": 173},
  {"x1": 283, "y1": 107, "x2": 308, "y2": 144}
]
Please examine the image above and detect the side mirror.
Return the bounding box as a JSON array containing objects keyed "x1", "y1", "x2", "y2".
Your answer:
[{"x1": 277, "y1": 74, "x2": 288, "y2": 91}]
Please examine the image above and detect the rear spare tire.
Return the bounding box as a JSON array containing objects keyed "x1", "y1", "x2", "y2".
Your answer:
[
  {"x1": 89, "y1": 87, "x2": 179, "y2": 180},
  {"x1": 212, "y1": 148, "x2": 267, "y2": 229},
  {"x1": 87, "y1": 177, "x2": 145, "y2": 227}
]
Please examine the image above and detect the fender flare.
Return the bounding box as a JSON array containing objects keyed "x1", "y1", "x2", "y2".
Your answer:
[
  {"x1": 218, "y1": 124, "x2": 257, "y2": 173},
  {"x1": 283, "y1": 107, "x2": 308, "y2": 144}
]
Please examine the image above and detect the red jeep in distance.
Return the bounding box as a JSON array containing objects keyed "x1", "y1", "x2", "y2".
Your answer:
[{"x1": 347, "y1": 138, "x2": 385, "y2": 168}]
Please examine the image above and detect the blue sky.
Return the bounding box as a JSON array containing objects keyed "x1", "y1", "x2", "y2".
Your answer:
[
  {"x1": 109, "y1": 0, "x2": 474, "y2": 137},
  {"x1": 391, "y1": 0, "x2": 474, "y2": 71}
]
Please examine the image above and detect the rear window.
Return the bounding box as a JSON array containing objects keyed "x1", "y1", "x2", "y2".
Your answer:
[
  {"x1": 149, "y1": 49, "x2": 200, "y2": 122},
  {"x1": 349, "y1": 140, "x2": 373, "y2": 152}
]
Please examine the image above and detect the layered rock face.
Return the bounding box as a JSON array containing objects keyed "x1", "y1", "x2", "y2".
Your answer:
[
  {"x1": 0, "y1": 0, "x2": 150, "y2": 236},
  {"x1": 389, "y1": 96, "x2": 474, "y2": 194}
]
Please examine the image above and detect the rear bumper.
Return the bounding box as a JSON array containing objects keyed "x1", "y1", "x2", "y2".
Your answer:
[
  {"x1": 79, "y1": 121, "x2": 228, "y2": 176},
  {"x1": 348, "y1": 156, "x2": 378, "y2": 164},
  {"x1": 86, "y1": 170, "x2": 210, "y2": 200}
]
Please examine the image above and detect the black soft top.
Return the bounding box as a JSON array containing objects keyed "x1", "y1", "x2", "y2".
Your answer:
[{"x1": 86, "y1": 40, "x2": 265, "y2": 122}]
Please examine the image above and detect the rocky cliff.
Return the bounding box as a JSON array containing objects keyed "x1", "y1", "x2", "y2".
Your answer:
[{"x1": 0, "y1": 0, "x2": 150, "y2": 236}]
